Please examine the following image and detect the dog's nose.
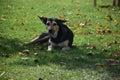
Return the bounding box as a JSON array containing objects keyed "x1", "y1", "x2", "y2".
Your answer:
[{"x1": 49, "y1": 29, "x2": 52, "y2": 33}]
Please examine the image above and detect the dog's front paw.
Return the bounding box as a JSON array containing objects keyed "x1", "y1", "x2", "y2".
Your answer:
[
  {"x1": 47, "y1": 48, "x2": 52, "y2": 51},
  {"x1": 47, "y1": 45, "x2": 53, "y2": 51}
]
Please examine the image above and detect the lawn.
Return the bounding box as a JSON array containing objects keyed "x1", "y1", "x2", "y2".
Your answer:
[{"x1": 0, "y1": 0, "x2": 120, "y2": 80}]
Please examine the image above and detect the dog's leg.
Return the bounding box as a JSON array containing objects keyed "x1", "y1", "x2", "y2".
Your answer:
[
  {"x1": 47, "y1": 39, "x2": 57, "y2": 51},
  {"x1": 30, "y1": 36, "x2": 40, "y2": 44},
  {"x1": 62, "y1": 47, "x2": 71, "y2": 51},
  {"x1": 24, "y1": 36, "x2": 40, "y2": 45},
  {"x1": 47, "y1": 45, "x2": 53, "y2": 51}
]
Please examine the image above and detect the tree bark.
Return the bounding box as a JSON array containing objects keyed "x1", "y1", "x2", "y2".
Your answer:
[
  {"x1": 113, "y1": 0, "x2": 116, "y2": 6},
  {"x1": 118, "y1": 0, "x2": 120, "y2": 6},
  {"x1": 94, "y1": 0, "x2": 97, "y2": 6}
]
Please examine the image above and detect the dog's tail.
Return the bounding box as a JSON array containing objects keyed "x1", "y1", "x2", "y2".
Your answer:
[{"x1": 25, "y1": 33, "x2": 49, "y2": 45}]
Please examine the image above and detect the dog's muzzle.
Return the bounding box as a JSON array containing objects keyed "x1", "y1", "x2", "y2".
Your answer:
[{"x1": 48, "y1": 29, "x2": 54, "y2": 34}]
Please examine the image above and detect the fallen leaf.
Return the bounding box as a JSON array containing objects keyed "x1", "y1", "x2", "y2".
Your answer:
[
  {"x1": 1, "y1": 54, "x2": 9, "y2": 58},
  {"x1": 109, "y1": 63, "x2": 120, "y2": 66},
  {"x1": 104, "y1": 15, "x2": 113, "y2": 21},
  {"x1": 76, "y1": 13, "x2": 81, "y2": 16},
  {"x1": 23, "y1": 49, "x2": 30, "y2": 53},
  {"x1": 15, "y1": 42, "x2": 23, "y2": 46},
  {"x1": 115, "y1": 51, "x2": 120, "y2": 56},
  {"x1": 34, "y1": 53, "x2": 38, "y2": 56},
  {"x1": 0, "y1": 34, "x2": 3, "y2": 38},
  {"x1": 18, "y1": 52, "x2": 23, "y2": 56},
  {"x1": 113, "y1": 41, "x2": 117, "y2": 44},
  {"x1": 7, "y1": 5, "x2": 12, "y2": 9},
  {"x1": 21, "y1": 22, "x2": 24, "y2": 25},
  {"x1": 74, "y1": 57, "x2": 80, "y2": 61},
  {"x1": 49, "y1": 72, "x2": 54, "y2": 75},
  {"x1": 105, "y1": 59, "x2": 115, "y2": 62},
  {"x1": 21, "y1": 57, "x2": 29, "y2": 61},
  {"x1": 79, "y1": 22, "x2": 86, "y2": 27},
  {"x1": 107, "y1": 30, "x2": 112, "y2": 34},
  {"x1": 95, "y1": 63, "x2": 107, "y2": 67},
  {"x1": 9, "y1": 53, "x2": 14, "y2": 57},
  {"x1": 0, "y1": 18, "x2": 6, "y2": 21},
  {"x1": 90, "y1": 44, "x2": 97, "y2": 49},
  {"x1": 25, "y1": 28, "x2": 28, "y2": 31},
  {"x1": 34, "y1": 59, "x2": 39, "y2": 63},
  {"x1": 87, "y1": 50, "x2": 94, "y2": 56},
  {"x1": 11, "y1": 27, "x2": 17, "y2": 30},
  {"x1": 77, "y1": 27, "x2": 83, "y2": 34},
  {"x1": 102, "y1": 48, "x2": 108, "y2": 52},
  {"x1": 38, "y1": 77, "x2": 43, "y2": 80},
  {"x1": 31, "y1": 7, "x2": 34, "y2": 9},
  {"x1": 59, "y1": 15, "x2": 64, "y2": 19},
  {"x1": 60, "y1": 61, "x2": 66, "y2": 65}
]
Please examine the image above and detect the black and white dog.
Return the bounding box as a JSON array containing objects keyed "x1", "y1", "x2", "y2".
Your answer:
[{"x1": 28, "y1": 16, "x2": 74, "y2": 51}]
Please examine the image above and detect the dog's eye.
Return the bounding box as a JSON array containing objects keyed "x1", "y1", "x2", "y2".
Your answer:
[
  {"x1": 46, "y1": 23, "x2": 50, "y2": 26},
  {"x1": 53, "y1": 23, "x2": 57, "y2": 26}
]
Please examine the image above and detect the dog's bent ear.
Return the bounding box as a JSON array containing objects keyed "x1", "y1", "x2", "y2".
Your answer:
[
  {"x1": 56, "y1": 19, "x2": 67, "y2": 24},
  {"x1": 38, "y1": 16, "x2": 47, "y2": 24}
]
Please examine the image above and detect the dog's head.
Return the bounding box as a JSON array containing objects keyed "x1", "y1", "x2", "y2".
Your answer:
[{"x1": 38, "y1": 16, "x2": 67, "y2": 38}]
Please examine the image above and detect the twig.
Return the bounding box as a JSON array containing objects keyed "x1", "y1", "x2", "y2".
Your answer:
[{"x1": 0, "y1": 71, "x2": 5, "y2": 77}]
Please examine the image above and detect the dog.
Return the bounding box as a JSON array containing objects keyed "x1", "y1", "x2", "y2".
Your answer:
[{"x1": 28, "y1": 16, "x2": 74, "y2": 51}]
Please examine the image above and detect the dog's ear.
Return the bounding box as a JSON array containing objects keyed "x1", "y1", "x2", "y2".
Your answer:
[
  {"x1": 38, "y1": 16, "x2": 47, "y2": 24},
  {"x1": 56, "y1": 19, "x2": 67, "y2": 24}
]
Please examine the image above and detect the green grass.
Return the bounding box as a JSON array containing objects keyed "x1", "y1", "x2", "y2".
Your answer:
[{"x1": 0, "y1": 0, "x2": 120, "y2": 80}]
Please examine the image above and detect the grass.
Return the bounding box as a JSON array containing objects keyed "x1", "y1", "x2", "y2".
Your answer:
[{"x1": 0, "y1": 0, "x2": 120, "y2": 80}]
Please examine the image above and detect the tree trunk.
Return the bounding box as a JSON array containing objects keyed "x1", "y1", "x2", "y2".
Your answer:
[
  {"x1": 94, "y1": 0, "x2": 97, "y2": 6},
  {"x1": 118, "y1": 0, "x2": 120, "y2": 6},
  {"x1": 113, "y1": 0, "x2": 116, "y2": 6}
]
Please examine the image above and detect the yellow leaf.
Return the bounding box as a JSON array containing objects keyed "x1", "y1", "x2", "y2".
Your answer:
[
  {"x1": 18, "y1": 52, "x2": 23, "y2": 56},
  {"x1": 77, "y1": 27, "x2": 83, "y2": 34},
  {"x1": 11, "y1": 27, "x2": 17, "y2": 30},
  {"x1": 59, "y1": 15, "x2": 64, "y2": 19}
]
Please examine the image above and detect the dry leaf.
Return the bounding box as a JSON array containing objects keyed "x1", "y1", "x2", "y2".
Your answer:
[
  {"x1": 25, "y1": 28, "x2": 28, "y2": 31},
  {"x1": 104, "y1": 15, "x2": 113, "y2": 21},
  {"x1": 34, "y1": 59, "x2": 39, "y2": 63},
  {"x1": 31, "y1": 7, "x2": 34, "y2": 9},
  {"x1": 59, "y1": 15, "x2": 64, "y2": 19},
  {"x1": 60, "y1": 61, "x2": 66, "y2": 65},
  {"x1": 95, "y1": 63, "x2": 107, "y2": 67},
  {"x1": 34, "y1": 53, "x2": 38, "y2": 56},
  {"x1": 0, "y1": 34, "x2": 3, "y2": 38},
  {"x1": 90, "y1": 44, "x2": 97, "y2": 49},
  {"x1": 22, "y1": 49, "x2": 30, "y2": 55},
  {"x1": 18, "y1": 52, "x2": 23, "y2": 56},
  {"x1": 21, "y1": 57, "x2": 29, "y2": 61},
  {"x1": 77, "y1": 27, "x2": 83, "y2": 34},
  {"x1": 21, "y1": 22, "x2": 24, "y2": 25},
  {"x1": 115, "y1": 51, "x2": 120, "y2": 56},
  {"x1": 79, "y1": 22, "x2": 86, "y2": 26},
  {"x1": 107, "y1": 30, "x2": 112, "y2": 34},
  {"x1": 38, "y1": 77, "x2": 43, "y2": 80},
  {"x1": 105, "y1": 59, "x2": 115, "y2": 62},
  {"x1": 11, "y1": 27, "x2": 17, "y2": 30},
  {"x1": 74, "y1": 57, "x2": 80, "y2": 61},
  {"x1": 7, "y1": 5, "x2": 12, "y2": 9}
]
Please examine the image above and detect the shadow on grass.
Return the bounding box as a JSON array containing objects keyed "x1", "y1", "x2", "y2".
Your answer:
[
  {"x1": 0, "y1": 37, "x2": 26, "y2": 56},
  {"x1": 0, "y1": 37, "x2": 120, "y2": 78},
  {"x1": 99, "y1": 5, "x2": 113, "y2": 8}
]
